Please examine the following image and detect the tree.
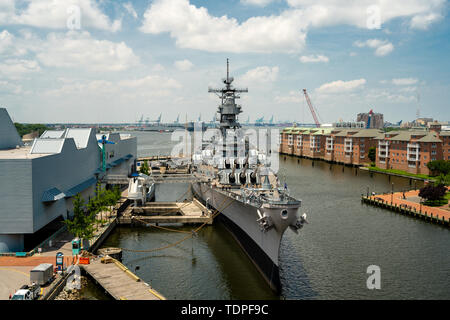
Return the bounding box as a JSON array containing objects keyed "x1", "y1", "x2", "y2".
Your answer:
[
  {"x1": 419, "y1": 184, "x2": 447, "y2": 202},
  {"x1": 14, "y1": 123, "x2": 49, "y2": 137},
  {"x1": 65, "y1": 184, "x2": 122, "y2": 244},
  {"x1": 426, "y1": 160, "x2": 450, "y2": 176},
  {"x1": 435, "y1": 174, "x2": 450, "y2": 187},
  {"x1": 140, "y1": 160, "x2": 150, "y2": 175},
  {"x1": 368, "y1": 147, "x2": 376, "y2": 163},
  {"x1": 64, "y1": 194, "x2": 96, "y2": 240}
]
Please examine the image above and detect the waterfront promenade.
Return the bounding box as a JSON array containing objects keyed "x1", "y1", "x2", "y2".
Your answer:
[
  {"x1": 0, "y1": 196, "x2": 125, "y2": 299},
  {"x1": 364, "y1": 188, "x2": 450, "y2": 226}
]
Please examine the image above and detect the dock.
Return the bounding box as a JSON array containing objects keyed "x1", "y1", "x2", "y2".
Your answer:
[
  {"x1": 362, "y1": 189, "x2": 450, "y2": 227},
  {"x1": 119, "y1": 199, "x2": 213, "y2": 225},
  {"x1": 82, "y1": 257, "x2": 166, "y2": 300}
]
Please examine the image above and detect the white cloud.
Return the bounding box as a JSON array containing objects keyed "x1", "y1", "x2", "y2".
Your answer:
[
  {"x1": 240, "y1": 0, "x2": 274, "y2": 7},
  {"x1": 0, "y1": 0, "x2": 121, "y2": 32},
  {"x1": 354, "y1": 39, "x2": 394, "y2": 56},
  {"x1": 0, "y1": 30, "x2": 30, "y2": 56},
  {"x1": 238, "y1": 66, "x2": 279, "y2": 84},
  {"x1": 316, "y1": 79, "x2": 366, "y2": 94},
  {"x1": 140, "y1": 0, "x2": 308, "y2": 53},
  {"x1": 123, "y1": 2, "x2": 138, "y2": 19},
  {"x1": 275, "y1": 90, "x2": 302, "y2": 104},
  {"x1": 391, "y1": 78, "x2": 419, "y2": 85},
  {"x1": 46, "y1": 75, "x2": 181, "y2": 98},
  {"x1": 36, "y1": 31, "x2": 139, "y2": 71},
  {"x1": 0, "y1": 80, "x2": 22, "y2": 94},
  {"x1": 174, "y1": 59, "x2": 194, "y2": 71},
  {"x1": 299, "y1": 54, "x2": 329, "y2": 63},
  {"x1": 366, "y1": 89, "x2": 415, "y2": 103},
  {"x1": 139, "y1": 0, "x2": 445, "y2": 54},
  {"x1": 119, "y1": 75, "x2": 181, "y2": 90},
  {"x1": 286, "y1": 0, "x2": 445, "y2": 30},
  {"x1": 410, "y1": 12, "x2": 443, "y2": 30},
  {"x1": 0, "y1": 59, "x2": 41, "y2": 78}
]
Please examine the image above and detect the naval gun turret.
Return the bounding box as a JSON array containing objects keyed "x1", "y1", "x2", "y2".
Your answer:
[
  {"x1": 228, "y1": 163, "x2": 236, "y2": 184},
  {"x1": 239, "y1": 155, "x2": 250, "y2": 184}
]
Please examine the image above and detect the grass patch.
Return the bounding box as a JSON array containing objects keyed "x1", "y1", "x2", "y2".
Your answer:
[
  {"x1": 423, "y1": 199, "x2": 448, "y2": 207},
  {"x1": 368, "y1": 166, "x2": 434, "y2": 180}
]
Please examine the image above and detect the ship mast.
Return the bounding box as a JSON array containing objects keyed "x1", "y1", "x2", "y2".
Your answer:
[{"x1": 208, "y1": 59, "x2": 248, "y2": 136}]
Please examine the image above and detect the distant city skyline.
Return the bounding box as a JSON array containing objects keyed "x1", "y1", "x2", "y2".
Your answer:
[{"x1": 1, "y1": 0, "x2": 449, "y2": 124}]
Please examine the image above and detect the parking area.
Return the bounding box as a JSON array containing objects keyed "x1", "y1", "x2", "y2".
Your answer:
[{"x1": 0, "y1": 266, "x2": 34, "y2": 300}]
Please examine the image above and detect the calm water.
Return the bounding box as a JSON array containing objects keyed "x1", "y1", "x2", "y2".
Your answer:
[{"x1": 101, "y1": 130, "x2": 450, "y2": 299}]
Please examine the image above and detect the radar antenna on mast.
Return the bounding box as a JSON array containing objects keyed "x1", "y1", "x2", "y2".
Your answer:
[{"x1": 208, "y1": 59, "x2": 248, "y2": 134}]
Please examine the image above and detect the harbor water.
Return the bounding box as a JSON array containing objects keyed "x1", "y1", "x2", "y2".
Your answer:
[{"x1": 101, "y1": 130, "x2": 450, "y2": 299}]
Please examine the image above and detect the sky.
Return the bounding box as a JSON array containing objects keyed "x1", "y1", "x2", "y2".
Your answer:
[{"x1": 0, "y1": 0, "x2": 449, "y2": 124}]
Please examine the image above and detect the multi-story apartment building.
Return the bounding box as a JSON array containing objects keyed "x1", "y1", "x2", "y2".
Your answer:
[
  {"x1": 375, "y1": 131, "x2": 443, "y2": 175},
  {"x1": 332, "y1": 129, "x2": 382, "y2": 165},
  {"x1": 280, "y1": 124, "x2": 449, "y2": 175},
  {"x1": 439, "y1": 131, "x2": 450, "y2": 161},
  {"x1": 280, "y1": 126, "x2": 381, "y2": 165}
]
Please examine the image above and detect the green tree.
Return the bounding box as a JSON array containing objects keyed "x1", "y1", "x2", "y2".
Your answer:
[
  {"x1": 64, "y1": 194, "x2": 96, "y2": 240},
  {"x1": 368, "y1": 147, "x2": 376, "y2": 162},
  {"x1": 140, "y1": 160, "x2": 150, "y2": 175},
  {"x1": 14, "y1": 123, "x2": 49, "y2": 137},
  {"x1": 435, "y1": 174, "x2": 450, "y2": 187},
  {"x1": 426, "y1": 160, "x2": 450, "y2": 176}
]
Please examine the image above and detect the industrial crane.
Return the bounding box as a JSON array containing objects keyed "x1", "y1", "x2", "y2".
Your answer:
[{"x1": 302, "y1": 89, "x2": 321, "y2": 128}]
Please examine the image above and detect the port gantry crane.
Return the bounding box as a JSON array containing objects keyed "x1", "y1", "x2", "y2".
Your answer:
[{"x1": 302, "y1": 88, "x2": 321, "y2": 128}]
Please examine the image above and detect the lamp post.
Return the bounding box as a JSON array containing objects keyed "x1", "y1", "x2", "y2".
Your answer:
[{"x1": 391, "y1": 182, "x2": 394, "y2": 204}]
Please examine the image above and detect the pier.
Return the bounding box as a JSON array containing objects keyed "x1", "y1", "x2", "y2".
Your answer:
[
  {"x1": 119, "y1": 199, "x2": 213, "y2": 225},
  {"x1": 362, "y1": 189, "x2": 450, "y2": 227},
  {"x1": 82, "y1": 257, "x2": 166, "y2": 300}
]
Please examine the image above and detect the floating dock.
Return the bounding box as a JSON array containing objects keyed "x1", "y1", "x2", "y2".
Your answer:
[
  {"x1": 82, "y1": 257, "x2": 166, "y2": 300},
  {"x1": 119, "y1": 199, "x2": 213, "y2": 225}
]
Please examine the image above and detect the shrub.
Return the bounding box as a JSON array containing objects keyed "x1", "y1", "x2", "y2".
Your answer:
[{"x1": 419, "y1": 184, "x2": 447, "y2": 202}]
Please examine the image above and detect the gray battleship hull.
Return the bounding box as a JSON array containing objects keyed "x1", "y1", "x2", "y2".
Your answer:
[{"x1": 192, "y1": 182, "x2": 290, "y2": 293}]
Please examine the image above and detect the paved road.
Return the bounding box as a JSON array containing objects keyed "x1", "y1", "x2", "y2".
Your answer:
[{"x1": 0, "y1": 266, "x2": 32, "y2": 300}]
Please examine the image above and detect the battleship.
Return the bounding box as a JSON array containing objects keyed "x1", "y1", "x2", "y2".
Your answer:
[{"x1": 190, "y1": 60, "x2": 307, "y2": 292}]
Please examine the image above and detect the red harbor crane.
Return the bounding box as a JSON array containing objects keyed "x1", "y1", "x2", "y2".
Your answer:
[{"x1": 302, "y1": 88, "x2": 321, "y2": 128}]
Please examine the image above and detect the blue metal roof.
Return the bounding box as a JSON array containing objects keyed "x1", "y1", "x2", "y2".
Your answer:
[
  {"x1": 124, "y1": 154, "x2": 133, "y2": 159},
  {"x1": 65, "y1": 177, "x2": 97, "y2": 197},
  {"x1": 42, "y1": 187, "x2": 65, "y2": 202}
]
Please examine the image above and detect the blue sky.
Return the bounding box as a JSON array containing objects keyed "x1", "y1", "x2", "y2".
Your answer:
[{"x1": 0, "y1": 0, "x2": 449, "y2": 124}]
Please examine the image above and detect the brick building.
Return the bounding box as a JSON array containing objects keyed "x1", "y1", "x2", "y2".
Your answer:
[
  {"x1": 375, "y1": 131, "x2": 442, "y2": 175},
  {"x1": 280, "y1": 126, "x2": 449, "y2": 173}
]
